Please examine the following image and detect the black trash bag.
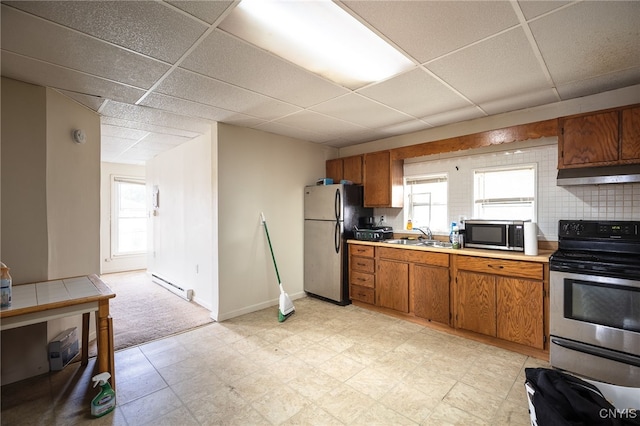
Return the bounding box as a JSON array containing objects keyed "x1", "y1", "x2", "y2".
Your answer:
[{"x1": 525, "y1": 368, "x2": 640, "y2": 426}]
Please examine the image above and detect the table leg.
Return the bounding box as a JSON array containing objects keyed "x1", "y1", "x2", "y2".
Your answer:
[
  {"x1": 81, "y1": 312, "x2": 90, "y2": 365},
  {"x1": 96, "y1": 299, "x2": 115, "y2": 389}
]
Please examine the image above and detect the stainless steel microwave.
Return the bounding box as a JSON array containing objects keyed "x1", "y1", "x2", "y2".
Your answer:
[{"x1": 464, "y1": 219, "x2": 528, "y2": 251}]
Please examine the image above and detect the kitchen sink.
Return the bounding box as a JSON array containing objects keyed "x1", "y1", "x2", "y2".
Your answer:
[{"x1": 383, "y1": 239, "x2": 453, "y2": 248}]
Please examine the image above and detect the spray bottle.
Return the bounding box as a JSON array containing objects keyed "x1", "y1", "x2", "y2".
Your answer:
[{"x1": 91, "y1": 372, "x2": 116, "y2": 417}]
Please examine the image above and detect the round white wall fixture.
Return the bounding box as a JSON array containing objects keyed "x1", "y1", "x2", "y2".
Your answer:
[{"x1": 72, "y1": 129, "x2": 86, "y2": 144}]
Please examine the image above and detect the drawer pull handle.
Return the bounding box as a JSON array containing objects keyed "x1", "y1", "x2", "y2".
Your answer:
[
  {"x1": 357, "y1": 263, "x2": 366, "y2": 266},
  {"x1": 357, "y1": 277, "x2": 366, "y2": 281},
  {"x1": 489, "y1": 264, "x2": 504, "y2": 269}
]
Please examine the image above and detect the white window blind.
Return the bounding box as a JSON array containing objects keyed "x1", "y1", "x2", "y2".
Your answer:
[
  {"x1": 473, "y1": 165, "x2": 536, "y2": 221},
  {"x1": 111, "y1": 176, "x2": 147, "y2": 256}
]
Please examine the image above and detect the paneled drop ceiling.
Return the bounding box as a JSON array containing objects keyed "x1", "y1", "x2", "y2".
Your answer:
[{"x1": 2, "y1": 1, "x2": 639, "y2": 165}]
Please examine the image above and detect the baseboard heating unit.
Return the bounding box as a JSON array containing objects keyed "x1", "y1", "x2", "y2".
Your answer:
[{"x1": 151, "y1": 274, "x2": 193, "y2": 301}]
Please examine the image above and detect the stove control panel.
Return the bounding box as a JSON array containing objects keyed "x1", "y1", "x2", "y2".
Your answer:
[{"x1": 559, "y1": 220, "x2": 639, "y2": 240}]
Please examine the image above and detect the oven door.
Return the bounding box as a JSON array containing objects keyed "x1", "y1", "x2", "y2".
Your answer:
[{"x1": 550, "y1": 270, "x2": 640, "y2": 386}]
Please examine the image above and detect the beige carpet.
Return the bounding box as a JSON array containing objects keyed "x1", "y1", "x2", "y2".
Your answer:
[{"x1": 89, "y1": 270, "x2": 213, "y2": 357}]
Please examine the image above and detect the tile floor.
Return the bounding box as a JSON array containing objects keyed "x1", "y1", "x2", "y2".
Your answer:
[{"x1": 1, "y1": 297, "x2": 548, "y2": 425}]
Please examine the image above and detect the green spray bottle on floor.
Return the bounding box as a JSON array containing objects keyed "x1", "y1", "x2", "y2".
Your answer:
[{"x1": 91, "y1": 372, "x2": 116, "y2": 417}]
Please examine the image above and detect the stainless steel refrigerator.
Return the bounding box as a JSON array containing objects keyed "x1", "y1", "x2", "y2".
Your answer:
[{"x1": 304, "y1": 184, "x2": 372, "y2": 305}]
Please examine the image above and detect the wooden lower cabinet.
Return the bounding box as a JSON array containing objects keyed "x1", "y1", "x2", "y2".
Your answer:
[
  {"x1": 349, "y1": 244, "x2": 375, "y2": 305},
  {"x1": 377, "y1": 259, "x2": 409, "y2": 312},
  {"x1": 496, "y1": 276, "x2": 544, "y2": 349},
  {"x1": 455, "y1": 270, "x2": 496, "y2": 336},
  {"x1": 413, "y1": 264, "x2": 450, "y2": 324},
  {"x1": 454, "y1": 256, "x2": 545, "y2": 350}
]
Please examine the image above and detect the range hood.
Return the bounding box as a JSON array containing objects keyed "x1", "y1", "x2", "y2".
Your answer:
[{"x1": 557, "y1": 164, "x2": 640, "y2": 186}]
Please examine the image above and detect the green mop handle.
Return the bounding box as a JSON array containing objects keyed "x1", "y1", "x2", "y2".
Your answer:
[{"x1": 260, "y1": 213, "x2": 281, "y2": 284}]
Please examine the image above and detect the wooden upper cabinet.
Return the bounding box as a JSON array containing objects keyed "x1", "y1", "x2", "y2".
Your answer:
[
  {"x1": 558, "y1": 104, "x2": 640, "y2": 168},
  {"x1": 342, "y1": 155, "x2": 363, "y2": 184},
  {"x1": 325, "y1": 155, "x2": 363, "y2": 184},
  {"x1": 325, "y1": 158, "x2": 343, "y2": 183},
  {"x1": 363, "y1": 151, "x2": 403, "y2": 208},
  {"x1": 559, "y1": 110, "x2": 619, "y2": 168},
  {"x1": 622, "y1": 106, "x2": 640, "y2": 161}
]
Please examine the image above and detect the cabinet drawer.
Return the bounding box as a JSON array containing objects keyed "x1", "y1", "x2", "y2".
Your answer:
[
  {"x1": 350, "y1": 271, "x2": 374, "y2": 288},
  {"x1": 350, "y1": 285, "x2": 374, "y2": 304},
  {"x1": 456, "y1": 256, "x2": 543, "y2": 280},
  {"x1": 349, "y1": 244, "x2": 374, "y2": 258},
  {"x1": 351, "y1": 256, "x2": 375, "y2": 273}
]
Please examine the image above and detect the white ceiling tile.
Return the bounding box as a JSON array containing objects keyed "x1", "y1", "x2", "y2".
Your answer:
[
  {"x1": 101, "y1": 124, "x2": 149, "y2": 141},
  {"x1": 517, "y1": 1, "x2": 571, "y2": 20},
  {"x1": 529, "y1": 1, "x2": 640, "y2": 86},
  {"x1": 3, "y1": 1, "x2": 208, "y2": 63},
  {"x1": 141, "y1": 92, "x2": 264, "y2": 127},
  {"x1": 358, "y1": 68, "x2": 472, "y2": 118},
  {"x1": 156, "y1": 68, "x2": 302, "y2": 120},
  {"x1": 271, "y1": 110, "x2": 367, "y2": 140},
  {"x1": 556, "y1": 68, "x2": 640, "y2": 101},
  {"x1": 479, "y1": 88, "x2": 559, "y2": 116},
  {"x1": 1, "y1": 6, "x2": 170, "y2": 89},
  {"x1": 101, "y1": 117, "x2": 202, "y2": 139},
  {"x1": 253, "y1": 122, "x2": 328, "y2": 144},
  {"x1": 310, "y1": 94, "x2": 413, "y2": 128},
  {"x1": 134, "y1": 133, "x2": 192, "y2": 151},
  {"x1": 1, "y1": 50, "x2": 146, "y2": 103},
  {"x1": 427, "y1": 28, "x2": 549, "y2": 105},
  {"x1": 421, "y1": 105, "x2": 486, "y2": 127},
  {"x1": 166, "y1": 1, "x2": 235, "y2": 25},
  {"x1": 181, "y1": 30, "x2": 348, "y2": 108},
  {"x1": 342, "y1": 1, "x2": 518, "y2": 63},
  {"x1": 100, "y1": 100, "x2": 212, "y2": 134}
]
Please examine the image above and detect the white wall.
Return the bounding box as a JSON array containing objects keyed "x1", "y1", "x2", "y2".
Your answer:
[
  {"x1": 100, "y1": 162, "x2": 147, "y2": 273},
  {"x1": 216, "y1": 124, "x2": 336, "y2": 321},
  {"x1": 146, "y1": 128, "x2": 216, "y2": 312},
  {"x1": 1, "y1": 79, "x2": 101, "y2": 384}
]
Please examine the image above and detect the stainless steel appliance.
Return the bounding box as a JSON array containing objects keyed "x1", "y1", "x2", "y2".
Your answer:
[
  {"x1": 549, "y1": 220, "x2": 640, "y2": 387},
  {"x1": 464, "y1": 219, "x2": 527, "y2": 251},
  {"x1": 304, "y1": 184, "x2": 372, "y2": 305},
  {"x1": 353, "y1": 226, "x2": 393, "y2": 241}
]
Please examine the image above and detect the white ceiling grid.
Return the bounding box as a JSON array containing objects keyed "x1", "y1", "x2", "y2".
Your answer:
[{"x1": 1, "y1": 0, "x2": 639, "y2": 165}]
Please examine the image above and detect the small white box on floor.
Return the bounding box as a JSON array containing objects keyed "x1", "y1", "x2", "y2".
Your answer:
[{"x1": 48, "y1": 327, "x2": 79, "y2": 371}]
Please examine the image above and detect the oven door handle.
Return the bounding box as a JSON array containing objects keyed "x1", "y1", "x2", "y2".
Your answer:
[{"x1": 551, "y1": 336, "x2": 640, "y2": 368}]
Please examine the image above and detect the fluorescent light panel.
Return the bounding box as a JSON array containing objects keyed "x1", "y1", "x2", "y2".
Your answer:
[{"x1": 220, "y1": 0, "x2": 414, "y2": 88}]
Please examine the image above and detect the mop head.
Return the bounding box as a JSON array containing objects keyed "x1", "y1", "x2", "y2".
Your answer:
[{"x1": 278, "y1": 284, "x2": 295, "y2": 322}]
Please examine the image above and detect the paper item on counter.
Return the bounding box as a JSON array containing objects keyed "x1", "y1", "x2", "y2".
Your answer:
[{"x1": 524, "y1": 222, "x2": 538, "y2": 255}]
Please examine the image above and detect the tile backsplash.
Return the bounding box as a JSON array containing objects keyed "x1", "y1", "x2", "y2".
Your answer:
[{"x1": 375, "y1": 139, "x2": 640, "y2": 241}]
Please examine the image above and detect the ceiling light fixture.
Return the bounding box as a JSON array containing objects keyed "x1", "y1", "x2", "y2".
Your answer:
[{"x1": 220, "y1": 0, "x2": 415, "y2": 88}]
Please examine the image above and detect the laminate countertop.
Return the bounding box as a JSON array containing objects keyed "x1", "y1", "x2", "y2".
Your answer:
[{"x1": 347, "y1": 239, "x2": 553, "y2": 263}]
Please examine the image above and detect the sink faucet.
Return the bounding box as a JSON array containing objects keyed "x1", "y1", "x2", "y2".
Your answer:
[{"x1": 417, "y1": 227, "x2": 433, "y2": 240}]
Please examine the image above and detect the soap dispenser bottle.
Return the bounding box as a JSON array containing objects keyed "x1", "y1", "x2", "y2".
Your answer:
[
  {"x1": 91, "y1": 372, "x2": 116, "y2": 417},
  {"x1": 1, "y1": 262, "x2": 12, "y2": 308}
]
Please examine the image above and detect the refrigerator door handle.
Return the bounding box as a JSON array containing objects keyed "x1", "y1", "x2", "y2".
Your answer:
[
  {"x1": 335, "y1": 188, "x2": 341, "y2": 221},
  {"x1": 334, "y1": 221, "x2": 341, "y2": 254}
]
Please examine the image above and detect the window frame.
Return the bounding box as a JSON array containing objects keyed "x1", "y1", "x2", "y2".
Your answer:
[
  {"x1": 404, "y1": 173, "x2": 449, "y2": 232},
  {"x1": 110, "y1": 175, "x2": 147, "y2": 258}
]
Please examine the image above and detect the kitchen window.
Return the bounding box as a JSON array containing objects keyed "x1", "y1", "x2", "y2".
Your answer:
[
  {"x1": 473, "y1": 165, "x2": 537, "y2": 221},
  {"x1": 404, "y1": 174, "x2": 448, "y2": 232},
  {"x1": 111, "y1": 176, "x2": 147, "y2": 256}
]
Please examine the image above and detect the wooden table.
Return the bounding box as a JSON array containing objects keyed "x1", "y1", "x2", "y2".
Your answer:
[{"x1": 0, "y1": 274, "x2": 116, "y2": 388}]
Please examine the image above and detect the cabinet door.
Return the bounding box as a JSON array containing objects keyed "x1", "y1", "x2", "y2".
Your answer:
[
  {"x1": 326, "y1": 159, "x2": 343, "y2": 183},
  {"x1": 621, "y1": 107, "x2": 640, "y2": 161},
  {"x1": 377, "y1": 259, "x2": 409, "y2": 312},
  {"x1": 496, "y1": 277, "x2": 544, "y2": 349},
  {"x1": 343, "y1": 155, "x2": 363, "y2": 184},
  {"x1": 414, "y1": 264, "x2": 449, "y2": 324},
  {"x1": 455, "y1": 271, "x2": 496, "y2": 336},
  {"x1": 559, "y1": 111, "x2": 619, "y2": 167},
  {"x1": 364, "y1": 151, "x2": 391, "y2": 207}
]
